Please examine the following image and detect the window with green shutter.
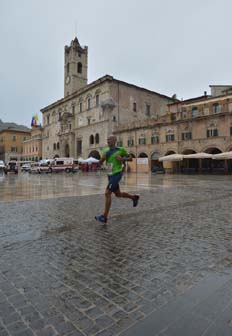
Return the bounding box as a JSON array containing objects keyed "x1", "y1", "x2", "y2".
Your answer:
[
  {"x1": 182, "y1": 132, "x2": 192, "y2": 140},
  {"x1": 151, "y1": 136, "x2": 159, "y2": 144},
  {"x1": 127, "y1": 139, "x2": 134, "y2": 146},
  {"x1": 166, "y1": 134, "x2": 175, "y2": 142},
  {"x1": 139, "y1": 138, "x2": 146, "y2": 145}
]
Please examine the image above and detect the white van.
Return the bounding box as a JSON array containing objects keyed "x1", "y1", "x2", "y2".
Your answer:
[{"x1": 49, "y1": 157, "x2": 78, "y2": 173}]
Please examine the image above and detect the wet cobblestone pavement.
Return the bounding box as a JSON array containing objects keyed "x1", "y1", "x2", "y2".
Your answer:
[{"x1": 1, "y1": 172, "x2": 232, "y2": 335}]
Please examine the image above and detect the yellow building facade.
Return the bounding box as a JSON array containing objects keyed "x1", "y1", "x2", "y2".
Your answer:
[
  {"x1": 0, "y1": 129, "x2": 31, "y2": 163},
  {"x1": 22, "y1": 126, "x2": 43, "y2": 162}
]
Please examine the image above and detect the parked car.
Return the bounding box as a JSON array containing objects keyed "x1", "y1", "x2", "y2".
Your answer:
[
  {"x1": 0, "y1": 160, "x2": 6, "y2": 173},
  {"x1": 21, "y1": 163, "x2": 31, "y2": 172},
  {"x1": 5, "y1": 161, "x2": 18, "y2": 174},
  {"x1": 151, "y1": 165, "x2": 165, "y2": 174}
]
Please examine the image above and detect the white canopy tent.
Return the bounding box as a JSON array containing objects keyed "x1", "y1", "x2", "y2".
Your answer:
[
  {"x1": 78, "y1": 156, "x2": 99, "y2": 164},
  {"x1": 158, "y1": 154, "x2": 184, "y2": 162}
]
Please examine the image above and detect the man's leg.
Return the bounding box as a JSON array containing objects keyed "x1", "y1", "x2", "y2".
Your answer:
[
  {"x1": 103, "y1": 188, "x2": 112, "y2": 219},
  {"x1": 114, "y1": 187, "x2": 139, "y2": 207},
  {"x1": 114, "y1": 187, "x2": 134, "y2": 199}
]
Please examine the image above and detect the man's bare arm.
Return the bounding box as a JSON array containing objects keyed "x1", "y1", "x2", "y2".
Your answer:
[{"x1": 116, "y1": 154, "x2": 133, "y2": 162}]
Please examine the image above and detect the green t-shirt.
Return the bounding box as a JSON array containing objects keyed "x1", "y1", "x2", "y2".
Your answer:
[{"x1": 101, "y1": 146, "x2": 128, "y2": 176}]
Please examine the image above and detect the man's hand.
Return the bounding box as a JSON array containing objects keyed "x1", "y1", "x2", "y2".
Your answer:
[
  {"x1": 116, "y1": 155, "x2": 132, "y2": 162},
  {"x1": 99, "y1": 154, "x2": 106, "y2": 165},
  {"x1": 116, "y1": 155, "x2": 124, "y2": 161}
]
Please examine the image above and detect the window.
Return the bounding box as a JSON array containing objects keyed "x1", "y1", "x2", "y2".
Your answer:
[
  {"x1": 87, "y1": 98, "x2": 91, "y2": 110},
  {"x1": 192, "y1": 107, "x2": 198, "y2": 117},
  {"x1": 77, "y1": 140, "x2": 82, "y2": 155},
  {"x1": 96, "y1": 95, "x2": 99, "y2": 107},
  {"x1": 57, "y1": 142, "x2": 60, "y2": 150},
  {"x1": 138, "y1": 138, "x2": 146, "y2": 145},
  {"x1": 145, "y1": 104, "x2": 151, "y2": 116},
  {"x1": 89, "y1": 135, "x2": 94, "y2": 145},
  {"x1": 204, "y1": 107, "x2": 209, "y2": 115},
  {"x1": 117, "y1": 140, "x2": 123, "y2": 146},
  {"x1": 77, "y1": 62, "x2": 82, "y2": 74},
  {"x1": 67, "y1": 63, "x2": 70, "y2": 73},
  {"x1": 112, "y1": 115, "x2": 117, "y2": 122},
  {"x1": 87, "y1": 117, "x2": 91, "y2": 125},
  {"x1": 59, "y1": 112, "x2": 62, "y2": 120},
  {"x1": 47, "y1": 115, "x2": 50, "y2": 124},
  {"x1": 133, "y1": 102, "x2": 137, "y2": 112},
  {"x1": 80, "y1": 102, "x2": 82, "y2": 113},
  {"x1": 72, "y1": 105, "x2": 75, "y2": 114},
  {"x1": 127, "y1": 139, "x2": 134, "y2": 146},
  {"x1": 11, "y1": 147, "x2": 17, "y2": 152},
  {"x1": 207, "y1": 129, "x2": 218, "y2": 137},
  {"x1": 53, "y1": 143, "x2": 56, "y2": 150},
  {"x1": 181, "y1": 132, "x2": 192, "y2": 140},
  {"x1": 151, "y1": 136, "x2": 159, "y2": 144},
  {"x1": 12, "y1": 135, "x2": 16, "y2": 141},
  {"x1": 229, "y1": 103, "x2": 232, "y2": 113},
  {"x1": 213, "y1": 103, "x2": 221, "y2": 114},
  {"x1": 69, "y1": 124, "x2": 71, "y2": 130},
  {"x1": 95, "y1": 133, "x2": 99, "y2": 144},
  {"x1": 166, "y1": 134, "x2": 175, "y2": 142}
]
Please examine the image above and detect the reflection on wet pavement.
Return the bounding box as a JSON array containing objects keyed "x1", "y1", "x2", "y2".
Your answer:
[{"x1": 1, "y1": 171, "x2": 232, "y2": 203}]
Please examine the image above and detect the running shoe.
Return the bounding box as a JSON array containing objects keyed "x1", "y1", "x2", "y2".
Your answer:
[
  {"x1": 133, "y1": 195, "x2": 140, "y2": 207},
  {"x1": 95, "y1": 215, "x2": 107, "y2": 223}
]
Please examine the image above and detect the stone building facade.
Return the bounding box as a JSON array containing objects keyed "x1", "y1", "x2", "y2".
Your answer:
[
  {"x1": 114, "y1": 86, "x2": 232, "y2": 172},
  {"x1": 40, "y1": 37, "x2": 232, "y2": 173},
  {"x1": 40, "y1": 37, "x2": 175, "y2": 160}
]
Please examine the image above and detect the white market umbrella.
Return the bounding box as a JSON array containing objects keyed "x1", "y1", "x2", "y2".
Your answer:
[
  {"x1": 158, "y1": 154, "x2": 184, "y2": 162},
  {"x1": 212, "y1": 151, "x2": 232, "y2": 160},
  {"x1": 183, "y1": 152, "x2": 213, "y2": 159},
  {"x1": 84, "y1": 157, "x2": 100, "y2": 163}
]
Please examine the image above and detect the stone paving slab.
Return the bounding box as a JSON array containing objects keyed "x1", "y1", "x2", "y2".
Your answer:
[
  {"x1": 1, "y1": 175, "x2": 232, "y2": 335},
  {"x1": 121, "y1": 273, "x2": 232, "y2": 336}
]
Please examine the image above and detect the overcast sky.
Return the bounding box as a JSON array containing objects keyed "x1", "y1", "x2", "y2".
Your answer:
[{"x1": 1, "y1": 0, "x2": 231, "y2": 127}]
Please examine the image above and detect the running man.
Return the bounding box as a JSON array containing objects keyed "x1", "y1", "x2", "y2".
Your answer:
[{"x1": 95, "y1": 135, "x2": 139, "y2": 224}]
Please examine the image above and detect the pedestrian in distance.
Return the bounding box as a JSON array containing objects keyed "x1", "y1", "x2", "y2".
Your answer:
[{"x1": 95, "y1": 135, "x2": 139, "y2": 224}]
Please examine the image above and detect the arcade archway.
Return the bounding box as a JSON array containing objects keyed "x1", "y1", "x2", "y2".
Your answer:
[{"x1": 88, "y1": 150, "x2": 100, "y2": 160}]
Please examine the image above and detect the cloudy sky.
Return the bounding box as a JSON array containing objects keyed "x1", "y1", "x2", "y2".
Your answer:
[{"x1": 1, "y1": 0, "x2": 231, "y2": 127}]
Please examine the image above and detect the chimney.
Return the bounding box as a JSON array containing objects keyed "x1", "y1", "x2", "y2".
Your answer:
[{"x1": 204, "y1": 91, "x2": 207, "y2": 96}]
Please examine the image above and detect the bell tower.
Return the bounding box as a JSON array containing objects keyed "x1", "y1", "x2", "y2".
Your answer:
[{"x1": 64, "y1": 37, "x2": 88, "y2": 97}]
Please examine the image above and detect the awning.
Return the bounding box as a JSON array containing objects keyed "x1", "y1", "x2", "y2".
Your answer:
[
  {"x1": 212, "y1": 151, "x2": 232, "y2": 160},
  {"x1": 159, "y1": 154, "x2": 184, "y2": 162},
  {"x1": 183, "y1": 153, "x2": 213, "y2": 159}
]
